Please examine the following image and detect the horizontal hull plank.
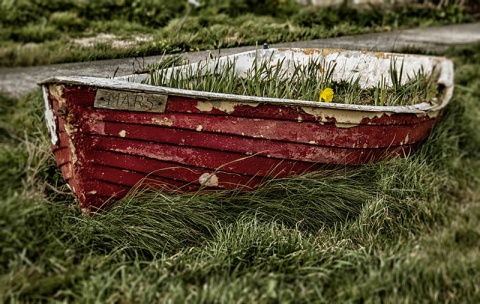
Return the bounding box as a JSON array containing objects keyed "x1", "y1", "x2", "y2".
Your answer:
[
  {"x1": 89, "y1": 115, "x2": 434, "y2": 150},
  {"x1": 89, "y1": 136, "x2": 325, "y2": 177},
  {"x1": 90, "y1": 150, "x2": 263, "y2": 190}
]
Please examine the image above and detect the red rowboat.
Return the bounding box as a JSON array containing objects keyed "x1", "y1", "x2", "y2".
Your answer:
[{"x1": 40, "y1": 48, "x2": 454, "y2": 211}]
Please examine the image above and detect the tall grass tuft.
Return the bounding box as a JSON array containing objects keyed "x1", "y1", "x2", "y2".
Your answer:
[
  {"x1": 77, "y1": 190, "x2": 225, "y2": 257},
  {"x1": 148, "y1": 54, "x2": 439, "y2": 106},
  {"x1": 220, "y1": 169, "x2": 376, "y2": 231}
]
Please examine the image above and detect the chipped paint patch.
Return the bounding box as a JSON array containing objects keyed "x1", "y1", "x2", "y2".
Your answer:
[
  {"x1": 48, "y1": 84, "x2": 79, "y2": 164},
  {"x1": 301, "y1": 106, "x2": 388, "y2": 128},
  {"x1": 196, "y1": 101, "x2": 259, "y2": 114},
  {"x1": 119, "y1": 130, "x2": 126, "y2": 137},
  {"x1": 69, "y1": 139, "x2": 78, "y2": 164},
  {"x1": 49, "y1": 84, "x2": 66, "y2": 107},
  {"x1": 63, "y1": 113, "x2": 78, "y2": 135},
  {"x1": 49, "y1": 85, "x2": 80, "y2": 135},
  {"x1": 416, "y1": 110, "x2": 439, "y2": 119},
  {"x1": 199, "y1": 173, "x2": 219, "y2": 187},
  {"x1": 80, "y1": 207, "x2": 91, "y2": 216},
  {"x1": 42, "y1": 86, "x2": 58, "y2": 145},
  {"x1": 151, "y1": 117, "x2": 173, "y2": 126},
  {"x1": 196, "y1": 125, "x2": 203, "y2": 132}
]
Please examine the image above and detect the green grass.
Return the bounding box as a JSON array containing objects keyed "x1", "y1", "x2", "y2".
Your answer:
[
  {"x1": 0, "y1": 0, "x2": 475, "y2": 67},
  {"x1": 147, "y1": 53, "x2": 438, "y2": 106},
  {"x1": 0, "y1": 42, "x2": 479, "y2": 302}
]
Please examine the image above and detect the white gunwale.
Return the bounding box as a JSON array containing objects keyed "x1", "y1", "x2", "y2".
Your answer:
[{"x1": 39, "y1": 48, "x2": 454, "y2": 115}]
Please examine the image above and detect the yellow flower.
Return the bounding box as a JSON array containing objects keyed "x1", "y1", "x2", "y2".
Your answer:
[{"x1": 319, "y1": 88, "x2": 334, "y2": 102}]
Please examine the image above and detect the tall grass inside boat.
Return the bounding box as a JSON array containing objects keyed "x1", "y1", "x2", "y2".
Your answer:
[{"x1": 146, "y1": 53, "x2": 440, "y2": 107}]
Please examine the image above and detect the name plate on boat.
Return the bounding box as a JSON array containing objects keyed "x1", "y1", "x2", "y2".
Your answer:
[{"x1": 94, "y1": 89, "x2": 167, "y2": 113}]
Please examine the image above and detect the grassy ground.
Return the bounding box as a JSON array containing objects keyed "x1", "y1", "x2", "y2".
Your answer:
[
  {"x1": 1, "y1": 0, "x2": 479, "y2": 302},
  {"x1": 0, "y1": 38, "x2": 479, "y2": 302},
  {"x1": 0, "y1": 0, "x2": 475, "y2": 67}
]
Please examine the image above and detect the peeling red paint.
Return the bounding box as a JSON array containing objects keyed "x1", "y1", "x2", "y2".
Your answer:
[{"x1": 43, "y1": 83, "x2": 445, "y2": 211}]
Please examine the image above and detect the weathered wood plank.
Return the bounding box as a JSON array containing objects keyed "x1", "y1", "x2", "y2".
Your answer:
[{"x1": 90, "y1": 112, "x2": 436, "y2": 148}]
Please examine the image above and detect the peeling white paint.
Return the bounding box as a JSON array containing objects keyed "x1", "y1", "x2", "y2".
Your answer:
[
  {"x1": 49, "y1": 84, "x2": 66, "y2": 107},
  {"x1": 416, "y1": 110, "x2": 439, "y2": 119},
  {"x1": 64, "y1": 117, "x2": 78, "y2": 136},
  {"x1": 196, "y1": 101, "x2": 259, "y2": 114},
  {"x1": 301, "y1": 106, "x2": 387, "y2": 128},
  {"x1": 69, "y1": 139, "x2": 77, "y2": 164},
  {"x1": 199, "y1": 173, "x2": 219, "y2": 187},
  {"x1": 42, "y1": 86, "x2": 58, "y2": 145},
  {"x1": 196, "y1": 125, "x2": 203, "y2": 132},
  {"x1": 49, "y1": 85, "x2": 80, "y2": 136},
  {"x1": 48, "y1": 84, "x2": 80, "y2": 164},
  {"x1": 119, "y1": 130, "x2": 126, "y2": 137},
  {"x1": 80, "y1": 207, "x2": 91, "y2": 216},
  {"x1": 151, "y1": 117, "x2": 173, "y2": 126}
]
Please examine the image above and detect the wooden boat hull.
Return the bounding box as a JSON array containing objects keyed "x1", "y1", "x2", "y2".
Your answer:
[{"x1": 41, "y1": 48, "x2": 454, "y2": 211}]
